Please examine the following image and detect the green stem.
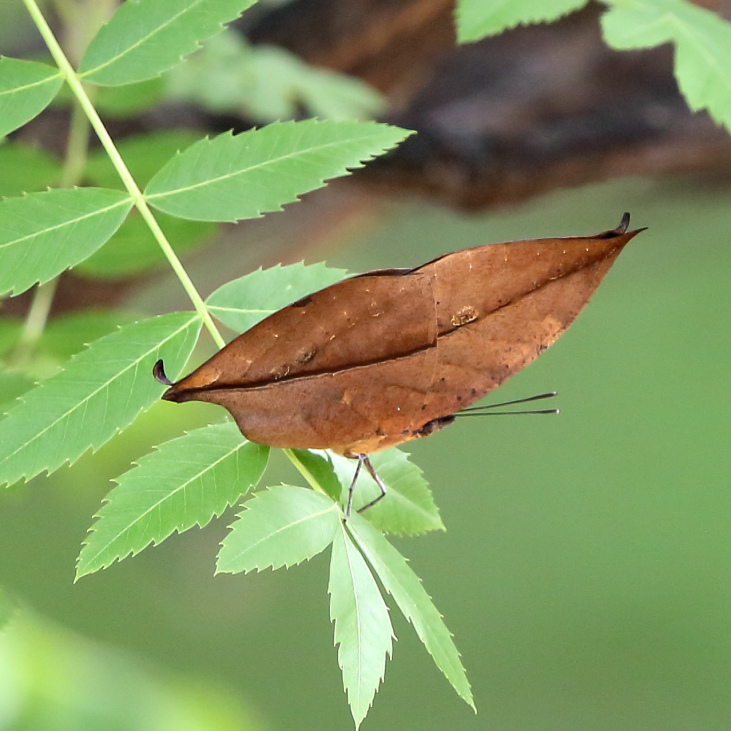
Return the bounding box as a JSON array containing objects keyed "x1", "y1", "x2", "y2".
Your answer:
[
  {"x1": 60, "y1": 95, "x2": 90, "y2": 188},
  {"x1": 13, "y1": 280, "x2": 58, "y2": 365},
  {"x1": 14, "y1": 16, "x2": 95, "y2": 363},
  {"x1": 23, "y1": 0, "x2": 226, "y2": 350},
  {"x1": 282, "y1": 449, "x2": 327, "y2": 496}
]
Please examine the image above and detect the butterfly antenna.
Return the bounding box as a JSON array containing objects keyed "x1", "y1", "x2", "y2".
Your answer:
[
  {"x1": 460, "y1": 391, "x2": 557, "y2": 411},
  {"x1": 456, "y1": 408, "x2": 559, "y2": 416},
  {"x1": 457, "y1": 391, "x2": 559, "y2": 416}
]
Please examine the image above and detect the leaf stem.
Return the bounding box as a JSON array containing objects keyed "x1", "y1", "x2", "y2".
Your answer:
[
  {"x1": 23, "y1": 0, "x2": 226, "y2": 350},
  {"x1": 15, "y1": 22, "x2": 95, "y2": 363},
  {"x1": 283, "y1": 448, "x2": 328, "y2": 496},
  {"x1": 13, "y1": 280, "x2": 58, "y2": 365},
  {"x1": 60, "y1": 95, "x2": 90, "y2": 188}
]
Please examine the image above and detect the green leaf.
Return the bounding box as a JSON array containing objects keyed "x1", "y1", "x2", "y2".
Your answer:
[
  {"x1": 0, "y1": 318, "x2": 22, "y2": 358},
  {"x1": 94, "y1": 76, "x2": 165, "y2": 117},
  {"x1": 206, "y1": 262, "x2": 348, "y2": 332},
  {"x1": 85, "y1": 130, "x2": 203, "y2": 189},
  {"x1": 0, "y1": 311, "x2": 135, "y2": 384},
  {"x1": 39, "y1": 310, "x2": 137, "y2": 362},
  {"x1": 216, "y1": 486, "x2": 340, "y2": 574},
  {"x1": 76, "y1": 211, "x2": 215, "y2": 279},
  {"x1": 329, "y1": 449, "x2": 445, "y2": 536},
  {"x1": 145, "y1": 120, "x2": 414, "y2": 222},
  {"x1": 348, "y1": 513, "x2": 474, "y2": 710},
  {"x1": 0, "y1": 188, "x2": 133, "y2": 297},
  {"x1": 78, "y1": 0, "x2": 257, "y2": 86},
  {"x1": 0, "y1": 371, "x2": 34, "y2": 411},
  {"x1": 289, "y1": 449, "x2": 343, "y2": 503},
  {"x1": 455, "y1": 0, "x2": 589, "y2": 42},
  {"x1": 77, "y1": 422, "x2": 268, "y2": 577},
  {"x1": 166, "y1": 32, "x2": 385, "y2": 122},
  {"x1": 329, "y1": 526, "x2": 393, "y2": 728},
  {"x1": 0, "y1": 143, "x2": 62, "y2": 196},
  {"x1": 601, "y1": 0, "x2": 731, "y2": 131},
  {"x1": 0, "y1": 58, "x2": 63, "y2": 137},
  {"x1": 0, "y1": 312, "x2": 201, "y2": 487}
]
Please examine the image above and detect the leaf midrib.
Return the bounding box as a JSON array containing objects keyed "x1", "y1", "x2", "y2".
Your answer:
[
  {"x1": 226, "y1": 501, "x2": 337, "y2": 566},
  {"x1": 146, "y1": 128, "x2": 387, "y2": 200},
  {"x1": 80, "y1": 0, "x2": 206, "y2": 80},
  {"x1": 0, "y1": 315, "x2": 199, "y2": 475},
  {"x1": 0, "y1": 70, "x2": 62, "y2": 97},
  {"x1": 84, "y1": 435, "x2": 249, "y2": 566},
  {"x1": 0, "y1": 196, "x2": 131, "y2": 251}
]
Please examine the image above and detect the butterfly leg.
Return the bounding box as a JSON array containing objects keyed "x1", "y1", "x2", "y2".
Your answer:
[
  {"x1": 357, "y1": 455, "x2": 387, "y2": 514},
  {"x1": 344, "y1": 454, "x2": 387, "y2": 519},
  {"x1": 344, "y1": 455, "x2": 364, "y2": 519}
]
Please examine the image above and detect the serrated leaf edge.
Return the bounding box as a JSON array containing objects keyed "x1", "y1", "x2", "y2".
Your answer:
[
  {"x1": 329, "y1": 525, "x2": 393, "y2": 728},
  {"x1": 217, "y1": 487, "x2": 341, "y2": 574},
  {"x1": 348, "y1": 518, "x2": 475, "y2": 710},
  {"x1": 0, "y1": 313, "x2": 200, "y2": 485},
  {"x1": 76, "y1": 424, "x2": 261, "y2": 576},
  {"x1": 146, "y1": 121, "x2": 413, "y2": 204},
  {"x1": 79, "y1": 1, "x2": 250, "y2": 83}
]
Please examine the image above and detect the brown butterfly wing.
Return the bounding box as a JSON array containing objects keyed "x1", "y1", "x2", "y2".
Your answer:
[
  {"x1": 165, "y1": 270, "x2": 441, "y2": 452},
  {"x1": 162, "y1": 217, "x2": 642, "y2": 454},
  {"x1": 413, "y1": 221, "x2": 639, "y2": 422}
]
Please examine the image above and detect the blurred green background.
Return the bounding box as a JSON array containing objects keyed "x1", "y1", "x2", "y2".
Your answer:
[{"x1": 2, "y1": 171, "x2": 731, "y2": 729}]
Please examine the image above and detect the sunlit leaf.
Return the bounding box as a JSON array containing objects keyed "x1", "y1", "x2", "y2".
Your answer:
[
  {"x1": 602, "y1": 0, "x2": 731, "y2": 131},
  {"x1": 145, "y1": 120, "x2": 413, "y2": 222},
  {"x1": 455, "y1": 0, "x2": 589, "y2": 42},
  {"x1": 348, "y1": 513, "x2": 475, "y2": 710},
  {"x1": 217, "y1": 486, "x2": 340, "y2": 574},
  {"x1": 0, "y1": 188, "x2": 132, "y2": 296},
  {"x1": 207, "y1": 262, "x2": 348, "y2": 332},
  {"x1": 0, "y1": 58, "x2": 63, "y2": 137},
  {"x1": 78, "y1": 0, "x2": 257, "y2": 86},
  {"x1": 329, "y1": 526, "x2": 393, "y2": 728},
  {"x1": 77, "y1": 423, "x2": 268, "y2": 577},
  {"x1": 0, "y1": 312, "x2": 201, "y2": 487}
]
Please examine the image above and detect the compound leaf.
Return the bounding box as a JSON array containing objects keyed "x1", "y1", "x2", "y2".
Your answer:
[
  {"x1": 78, "y1": 0, "x2": 256, "y2": 86},
  {"x1": 145, "y1": 120, "x2": 413, "y2": 222},
  {"x1": 0, "y1": 58, "x2": 63, "y2": 137},
  {"x1": 330, "y1": 525, "x2": 393, "y2": 728},
  {"x1": 77, "y1": 422, "x2": 268, "y2": 577},
  {"x1": 455, "y1": 0, "x2": 589, "y2": 42},
  {"x1": 348, "y1": 512, "x2": 474, "y2": 710},
  {"x1": 0, "y1": 312, "x2": 201, "y2": 487},
  {"x1": 0, "y1": 188, "x2": 132, "y2": 296},
  {"x1": 329, "y1": 449, "x2": 444, "y2": 536},
  {"x1": 207, "y1": 262, "x2": 348, "y2": 333},
  {"x1": 602, "y1": 0, "x2": 731, "y2": 131},
  {"x1": 217, "y1": 486, "x2": 340, "y2": 573}
]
